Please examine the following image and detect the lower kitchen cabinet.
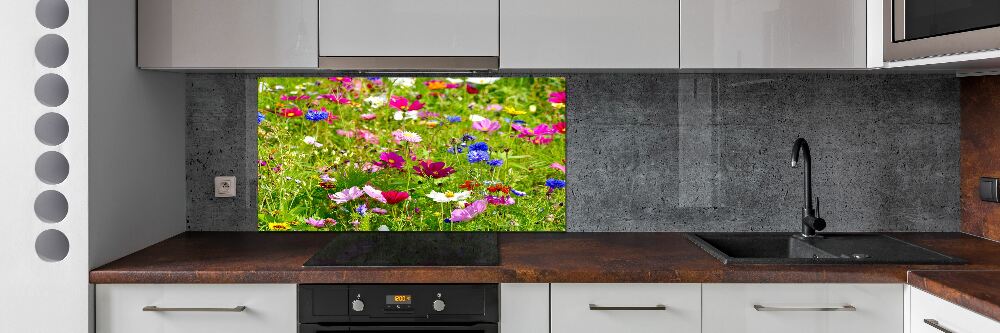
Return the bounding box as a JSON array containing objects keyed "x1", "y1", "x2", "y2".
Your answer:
[
  {"x1": 500, "y1": 283, "x2": 549, "y2": 333},
  {"x1": 702, "y1": 284, "x2": 903, "y2": 333},
  {"x1": 96, "y1": 284, "x2": 297, "y2": 333},
  {"x1": 550, "y1": 283, "x2": 701, "y2": 333},
  {"x1": 910, "y1": 287, "x2": 1000, "y2": 333}
]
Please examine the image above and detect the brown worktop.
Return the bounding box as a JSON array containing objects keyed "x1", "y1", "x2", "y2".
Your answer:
[
  {"x1": 91, "y1": 232, "x2": 1000, "y2": 285},
  {"x1": 908, "y1": 270, "x2": 1000, "y2": 322}
]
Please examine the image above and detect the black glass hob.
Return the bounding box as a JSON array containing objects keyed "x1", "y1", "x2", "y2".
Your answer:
[{"x1": 303, "y1": 232, "x2": 500, "y2": 266}]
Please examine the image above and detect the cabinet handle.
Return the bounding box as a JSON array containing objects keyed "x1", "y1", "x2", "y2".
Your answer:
[
  {"x1": 753, "y1": 304, "x2": 856, "y2": 312},
  {"x1": 143, "y1": 306, "x2": 247, "y2": 312},
  {"x1": 589, "y1": 304, "x2": 667, "y2": 311},
  {"x1": 923, "y1": 319, "x2": 955, "y2": 333}
]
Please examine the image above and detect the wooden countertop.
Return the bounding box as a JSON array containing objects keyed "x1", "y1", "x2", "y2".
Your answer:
[
  {"x1": 91, "y1": 232, "x2": 1000, "y2": 284},
  {"x1": 908, "y1": 270, "x2": 1000, "y2": 322}
]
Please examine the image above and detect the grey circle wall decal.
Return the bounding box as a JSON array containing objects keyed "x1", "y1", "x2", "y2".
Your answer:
[
  {"x1": 36, "y1": 0, "x2": 69, "y2": 29},
  {"x1": 34, "y1": 190, "x2": 68, "y2": 223},
  {"x1": 34, "y1": 73, "x2": 69, "y2": 107},
  {"x1": 35, "y1": 34, "x2": 69, "y2": 68},
  {"x1": 35, "y1": 151, "x2": 70, "y2": 185},
  {"x1": 35, "y1": 112, "x2": 69, "y2": 146},
  {"x1": 35, "y1": 229, "x2": 70, "y2": 262}
]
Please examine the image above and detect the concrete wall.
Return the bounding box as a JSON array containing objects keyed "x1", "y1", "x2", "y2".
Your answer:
[{"x1": 186, "y1": 73, "x2": 960, "y2": 232}]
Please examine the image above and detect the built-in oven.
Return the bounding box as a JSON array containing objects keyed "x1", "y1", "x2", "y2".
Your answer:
[
  {"x1": 884, "y1": 0, "x2": 1000, "y2": 61},
  {"x1": 299, "y1": 284, "x2": 499, "y2": 333}
]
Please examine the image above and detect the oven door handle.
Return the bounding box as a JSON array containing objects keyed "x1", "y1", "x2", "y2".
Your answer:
[{"x1": 347, "y1": 323, "x2": 498, "y2": 332}]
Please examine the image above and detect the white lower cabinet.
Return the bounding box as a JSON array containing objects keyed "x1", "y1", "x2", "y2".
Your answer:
[
  {"x1": 500, "y1": 283, "x2": 549, "y2": 333},
  {"x1": 96, "y1": 284, "x2": 297, "y2": 333},
  {"x1": 910, "y1": 287, "x2": 1000, "y2": 333},
  {"x1": 551, "y1": 283, "x2": 701, "y2": 333},
  {"x1": 702, "y1": 284, "x2": 903, "y2": 333}
]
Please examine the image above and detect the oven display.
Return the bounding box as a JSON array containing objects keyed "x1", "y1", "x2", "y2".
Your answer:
[{"x1": 386, "y1": 295, "x2": 412, "y2": 305}]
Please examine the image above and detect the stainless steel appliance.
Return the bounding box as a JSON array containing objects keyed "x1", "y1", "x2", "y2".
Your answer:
[
  {"x1": 885, "y1": 0, "x2": 1000, "y2": 61},
  {"x1": 299, "y1": 284, "x2": 499, "y2": 332}
]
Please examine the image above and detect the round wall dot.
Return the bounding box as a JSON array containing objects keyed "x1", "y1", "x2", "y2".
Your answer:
[
  {"x1": 35, "y1": 229, "x2": 69, "y2": 262},
  {"x1": 35, "y1": 112, "x2": 69, "y2": 145},
  {"x1": 34, "y1": 190, "x2": 68, "y2": 223},
  {"x1": 35, "y1": 73, "x2": 69, "y2": 107},
  {"x1": 36, "y1": 0, "x2": 69, "y2": 29},
  {"x1": 35, "y1": 34, "x2": 69, "y2": 68},
  {"x1": 35, "y1": 151, "x2": 69, "y2": 184}
]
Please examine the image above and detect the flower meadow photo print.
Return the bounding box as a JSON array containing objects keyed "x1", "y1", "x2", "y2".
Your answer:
[{"x1": 257, "y1": 77, "x2": 567, "y2": 232}]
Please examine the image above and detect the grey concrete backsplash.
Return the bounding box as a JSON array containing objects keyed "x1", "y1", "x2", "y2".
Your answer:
[{"x1": 186, "y1": 73, "x2": 960, "y2": 232}]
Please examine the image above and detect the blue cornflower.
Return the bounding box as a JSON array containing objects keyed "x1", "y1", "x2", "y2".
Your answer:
[
  {"x1": 469, "y1": 141, "x2": 489, "y2": 152},
  {"x1": 512, "y1": 119, "x2": 526, "y2": 124},
  {"x1": 356, "y1": 203, "x2": 368, "y2": 216},
  {"x1": 446, "y1": 146, "x2": 465, "y2": 154},
  {"x1": 305, "y1": 109, "x2": 329, "y2": 121},
  {"x1": 461, "y1": 133, "x2": 476, "y2": 142},
  {"x1": 511, "y1": 189, "x2": 527, "y2": 197},
  {"x1": 257, "y1": 112, "x2": 265, "y2": 124},
  {"x1": 446, "y1": 115, "x2": 462, "y2": 123},
  {"x1": 467, "y1": 150, "x2": 490, "y2": 163},
  {"x1": 487, "y1": 159, "x2": 504, "y2": 167},
  {"x1": 545, "y1": 178, "x2": 566, "y2": 189}
]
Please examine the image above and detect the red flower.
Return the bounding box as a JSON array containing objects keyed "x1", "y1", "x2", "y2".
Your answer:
[
  {"x1": 487, "y1": 184, "x2": 511, "y2": 194},
  {"x1": 466, "y1": 84, "x2": 479, "y2": 94},
  {"x1": 280, "y1": 107, "x2": 303, "y2": 117},
  {"x1": 382, "y1": 191, "x2": 410, "y2": 204},
  {"x1": 459, "y1": 180, "x2": 480, "y2": 190},
  {"x1": 412, "y1": 160, "x2": 456, "y2": 179},
  {"x1": 554, "y1": 122, "x2": 566, "y2": 134}
]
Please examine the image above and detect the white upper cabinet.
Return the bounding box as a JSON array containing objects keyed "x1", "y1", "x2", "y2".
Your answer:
[
  {"x1": 319, "y1": 0, "x2": 499, "y2": 57},
  {"x1": 138, "y1": 0, "x2": 318, "y2": 69},
  {"x1": 681, "y1": 0, "x2": 880, "y2": 68},
  {"x1": 500, "y1": 0, "x2": 680, "y2": 69}
]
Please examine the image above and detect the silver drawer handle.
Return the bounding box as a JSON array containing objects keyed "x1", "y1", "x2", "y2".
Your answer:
[
  {"x1": 143, "y1": 306, "x2": 247, "y2": 312},
  {"x1": 589, "y1": 304, "x2": 667, "y2": 311},
  {"x1": 753, "y1": 304, "x2": 856, "y2": 312},
  {"x1": 924, "y1": 319, "x2": 955, "y2": 333}
]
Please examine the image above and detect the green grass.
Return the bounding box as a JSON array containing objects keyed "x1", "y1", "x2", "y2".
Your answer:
[{"x1": 257, "y1": 77, "x2": 566, "y2": 231}]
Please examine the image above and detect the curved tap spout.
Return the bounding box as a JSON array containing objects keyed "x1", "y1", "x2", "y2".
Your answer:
[{"x1": 791, "y1": 138, "x2": 825, "y2": 237}]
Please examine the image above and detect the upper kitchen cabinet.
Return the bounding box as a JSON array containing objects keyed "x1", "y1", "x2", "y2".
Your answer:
[
  {"x1": 318, "y1": 0, "x2": 500, "y2": 70},
  {"x1": 681, "y1": 0, "x2": 882, "y2": 69},
  {"x1": 500, "y1": 0, "x2": 680, "y2": 69},
  {"x1": 138, "y1": 0, "x2": 318, "y2": 69}
]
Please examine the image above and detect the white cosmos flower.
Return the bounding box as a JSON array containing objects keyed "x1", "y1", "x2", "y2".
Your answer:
[
  {"x1": 365, "y1": 95, "x2": 387, "y2": 107},
  {"x1": 393, "y1": 110, "x2": 419, "y2": 121},
  {"x1": 469, "y1": 114, "x2": 486, "y2": 123},
  {"x1": 446, "y1": 78, "x2": 465, "y2": 84},
  {"x1": 378, "y1": 225, "x2": 390, "y2": 231},
  {"x1": 303, "y1": 136, "x2": 323, "y2": 147},
  {"x1": 427, "y1": 190, "x2": 471, "y2": 203},
  {"x1": 274, "y1": 85, "x2": 285, "y2": 90},
  {"x1": 389, "y1": 77, "x2": 416, "y2": 87},
  {"x1": 466, "y1": 77, "x2": 501, "y2": 85}
]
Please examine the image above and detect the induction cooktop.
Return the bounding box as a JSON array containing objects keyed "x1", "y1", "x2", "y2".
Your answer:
[{"x1": 303, "y1": 232, "x2": 500, "y2": 266}]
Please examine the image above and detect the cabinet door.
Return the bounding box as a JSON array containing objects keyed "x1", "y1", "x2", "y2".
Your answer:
[
  {"x1": 501, "y1": 0, "x2": 680, "y2": 69},
  {"x1": 702, "y1": 284, "x2": 903, "y2": 333},
  {"x1": 96, "y1": 284, "x2": 297, "y2": 333},
  {"x1": 319, "y1": 0, "x2": 499, "y2": 57},
  {"x1": 550, "y1": 283, "x2": 700, "y2": 333},
  {"x1": 500, "y1": 284, "x2": 549, "y2": 333},
  {"x1": 138, "y1": 0, "x2": 318, "y2": 69},
  {"x1": 681, "y1": 0, "x2": 869, "y2": 68},
  {"x1": 910, "y1": 287, "x2": 1000, "y2": 333}
]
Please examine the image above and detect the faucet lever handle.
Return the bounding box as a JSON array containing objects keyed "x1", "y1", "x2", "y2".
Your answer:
[{"x1": 815, "y1": 196, "x2": 820, "y2": 218}]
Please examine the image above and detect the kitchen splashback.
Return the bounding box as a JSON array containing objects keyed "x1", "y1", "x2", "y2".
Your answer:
[{"x1": 187, "y1": 73, "x2": 960, "y2": 232}]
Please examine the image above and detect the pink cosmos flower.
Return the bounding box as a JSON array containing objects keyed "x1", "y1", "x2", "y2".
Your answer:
[
  {"x1": 329, "y1": 186, "x2": 364, "y2": 204},
  {"x1": 472, "y1": 118, "x2": 501, "y2": 132},
  {"x1": 336, "y1": 129, "x2": 355, "y2": 138},
  {"x1": 305, "y1": 218, "x2": 326, "y2": 228},
  {"x1": 512, "y1": 123, "x2": 558, "y2": 145},
  {"x1": 389, "y1": 96, "x2": 425, "y2": 111},
  {"x1": 361, "y1": 162, "x2": 383, "y2": 173},
  {"x1": 412, "y1": 160, "x2": 456, "y2": 179},
  {"x1": 318, "y1": 94, "x2": 351, "y2": 104},
  {"x1": 450, "y1": 199, "x2": 488, "y2": 222},
  {"x1": 371, "y1": 208, "x2": 388, "y2": 215},
  {"x1": 548, "y1": 91, "x2": 566, "y2": 104},
  {"x1": 363, "y1": 185, "x2": 387, "y2": 203},
  {"x1": 550, "y1": 162, "x2": 566, "y2": 173},
  {"x1": 357, "y1": 129, "x2": 379, "y2": 144},
  {"x1": 392, "y1": 130, "x2": 422, "y2": 143},
  {"x1": 486, "y1": 195, "x2": 515, "y2": 206},
  {"x1": 360, "y1": 113, "x2": 377, "y2": 120},
  {"x1": 379, "y1": 152, "x2": 406, "y2": 169},
  {"x1": 485, "y1": 104, "x2": 503, "y2": 112},
  {"x1": 280, "y1": 94, "x2": 310, "y2": 101}
]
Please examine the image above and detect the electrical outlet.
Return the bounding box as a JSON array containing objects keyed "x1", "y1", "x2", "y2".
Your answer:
[{"x1": 215, "y1": 176, "x2": 236, "y2": 198}]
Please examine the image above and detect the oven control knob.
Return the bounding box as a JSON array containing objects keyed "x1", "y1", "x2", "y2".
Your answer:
[
  {"x1": 432, "y1": 299, "x2": 446, "y2": 312},
  {"x1": 351, "y1": 299, "x2": 365, "y2": 312}
]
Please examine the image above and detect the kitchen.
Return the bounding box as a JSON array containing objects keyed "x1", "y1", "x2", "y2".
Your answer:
[{"x1": 3, "y1": 0, "x2": 1000, "y2": 332}]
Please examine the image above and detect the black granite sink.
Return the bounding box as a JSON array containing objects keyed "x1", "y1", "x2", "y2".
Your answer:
[{"x1": 686, "y1": 233, "x2": 966, "y2": 265}]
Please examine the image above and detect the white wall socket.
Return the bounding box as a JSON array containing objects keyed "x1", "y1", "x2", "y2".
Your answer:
[{"x1": 214, "y1": 176, "x2": 236, "y2": 197}]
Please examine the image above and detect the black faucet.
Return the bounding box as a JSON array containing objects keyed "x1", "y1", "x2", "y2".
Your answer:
[{"x1": 791, "y1": 138, "x2": 826, "y2": 237}]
